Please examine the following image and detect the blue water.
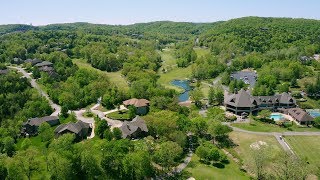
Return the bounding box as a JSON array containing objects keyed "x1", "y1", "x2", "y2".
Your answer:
[
  {"x1": 307, "y1": 110, "x2": 320, "y2": 118},
  {"x1": 171, "y1": 80, "x2": 191, "y2": 102},
  {"x1": 270, "y1": 113, "x2": 284, "y2": 121}
]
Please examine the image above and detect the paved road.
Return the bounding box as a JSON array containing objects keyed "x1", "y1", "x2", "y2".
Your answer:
[
  {"x1": 201, "y1": 75, "x2": 228, "y2": 91},
  {"x1": 9, "y1": 66, "x2": 61, "y2": 116},
  {"x1": 225, "y1": 122, "x2": 320, "y2": 153}
]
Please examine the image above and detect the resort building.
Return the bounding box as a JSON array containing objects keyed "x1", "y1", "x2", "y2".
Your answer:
[
  {"x1": 224, "y1": 89, "x2": 296, "y2": 115},
  {"x1": 279, "y1": 108, "x2": 314, "y2": 125}
]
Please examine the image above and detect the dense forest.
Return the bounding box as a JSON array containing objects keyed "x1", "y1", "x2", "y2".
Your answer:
[{"x1": 0, "y1": 17, "x2": 320, "y2": 179}]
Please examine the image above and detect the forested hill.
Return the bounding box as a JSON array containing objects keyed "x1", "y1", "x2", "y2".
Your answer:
[
  {"x1": 200, "y1": 16, "x2": 320, "y2": 55},
  {"x1": 0, "y1": 24, "x2": 37, "y2": 35}
]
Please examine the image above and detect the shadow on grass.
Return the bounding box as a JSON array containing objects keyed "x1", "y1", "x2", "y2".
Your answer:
[{"x1": 212, "y1": 162, "x2": 225, "y2": 169}]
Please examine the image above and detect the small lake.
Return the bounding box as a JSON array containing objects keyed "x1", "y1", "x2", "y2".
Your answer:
[{"x1": 171, "y1": 80, "x2": 192, "y2": 102}]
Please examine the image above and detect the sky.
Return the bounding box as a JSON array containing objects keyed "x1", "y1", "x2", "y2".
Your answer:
[{"x1": 0, "y1": 0, "x2": 319, "y2": 25}]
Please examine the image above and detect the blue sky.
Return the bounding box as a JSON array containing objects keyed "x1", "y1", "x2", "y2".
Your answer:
[{"x1": 0, "y1": 0, "x2": 319, "y2": 25}]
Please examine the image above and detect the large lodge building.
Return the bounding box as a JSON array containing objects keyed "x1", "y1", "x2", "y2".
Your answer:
[{"x1": 224, "y1": 89, "x2": 296, "y2": 115}]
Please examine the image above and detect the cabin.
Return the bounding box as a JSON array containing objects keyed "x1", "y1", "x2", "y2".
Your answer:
[
  {"x1": 35, "y1": 61, "x2": 53, "y2": 68},
  {"x1": 54, "y1": 121, "x2": 91, "y2": 140},
  {"x1": 123, "y1": 98, "x2": 150, "y2": 115},
  {"x1": 24, "y1": 58, "x2": 42, "y2": 66},
  {"x1": 119, "y1": 116, "x2": 148, "y2": 139},
  {"x1": 287, "y1": 108, "x2": 314, "y2": 125},
  {"x1": 22, "y1": 116, "x2": 60, "y2": 136}
]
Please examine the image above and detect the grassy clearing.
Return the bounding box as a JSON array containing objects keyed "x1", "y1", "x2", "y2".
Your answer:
[
  {"x1": 194, "y1": 47, "x2": 211, "y2": 57},
  {"x1": 73, "y1": 59, "x2": 129, "y2": 90},
  {"x1": 107, "y1": 110, "x2": 131, "y2": 121},
  {"x1": 285, "y1": 136, "x2": 320, "y2": 166},
  {"x1": 232, "y1": 120, "x2": 320, "y2": 132},
  {"x1": 157, "y1": 48, "x2": 192, "y2": 92},
  {"x1": 229, "y1": 131, "x2": 283, "y2": 175},
  {"x1": 184, "y1": 154, "x2": 249, "y2": 180}
]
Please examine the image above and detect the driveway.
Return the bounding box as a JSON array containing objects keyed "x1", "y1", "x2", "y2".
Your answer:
[{"x1": 9, "y1": 66, "x2": 61, "y2": 116}]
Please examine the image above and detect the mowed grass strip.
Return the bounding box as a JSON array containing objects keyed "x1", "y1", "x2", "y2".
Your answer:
[
  {"x1": 72, "y1": 59, "x2": 129, "y2": 90},
  {"x1": 285, "y1": 136, "x2": 320, "y2": 165},
  {"x1": 184, "y1": 154, "x2": 249, "y2": 180}
]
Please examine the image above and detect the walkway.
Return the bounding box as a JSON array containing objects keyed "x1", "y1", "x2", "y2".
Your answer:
[{"x1": 9, "y1": 66, "x2": 61, "y2": 116}]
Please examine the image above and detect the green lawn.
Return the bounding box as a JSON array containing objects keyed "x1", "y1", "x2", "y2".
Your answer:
[
  {"x1": 16, "y1": 136, "x2": 46, "y2": 151},
  {"x1": 184, "y1": 154, "x2": 249, "y2": 180},
  {"x1": 285, "y1": 136, "x2": 320, "y2": 166},
  {"x1": 229, "y1": 132, "x2": 283, "y2": 175},
  {"x1": 107, "y1": 110, "x2": 131, "y2": 121},
  {"x1": 232, "y1": 120, "x2": 320, "y2": 132},
  {"x1": 73, "y1": 59, "x2": 129, "y2": 90}
]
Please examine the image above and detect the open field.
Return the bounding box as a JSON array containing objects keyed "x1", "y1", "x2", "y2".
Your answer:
[
  {"x1": 229, "y1": 131, "x2": 283, "y2": 174},
  {"x1": 73, "y1": 59, "x2": 129, "y2": 90},
  {"x1": 194, "y1": 47, "x2": 211, "y2": 57},
  {"x1": 184, "y1": 154, "x2": 249, "y2": 180},
  {"x1": 285, "y1": 136, "x2": 320, "y2": 166},
  {"x1": 232, "y1": 120, "x2": 320, "y2": 132},
  {"x1": 158, "y1": 49, "x2": 192, "y2": 92}
]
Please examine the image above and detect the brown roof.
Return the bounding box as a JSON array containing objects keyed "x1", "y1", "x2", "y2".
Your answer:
[
  {"x1": 288, "y1": 108, "x2": 314, "y2": 122},
  {"x1": 123, "y1": 98, "x2": 150, "y2": 107}
]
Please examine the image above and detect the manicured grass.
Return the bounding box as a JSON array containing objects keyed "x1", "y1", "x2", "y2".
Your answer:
[
  {"x1": 229, "y1": 131, "x2": 283, "y2": 175},
  {"x1": 285, "y1": 136, "x2": 320, "y2": 166},
  {"x1": 158, "y1": 66, "x2": 192, "y2": 92},
  {"x1": 73, "y1": 59, "x2": 129, "y2": 90},
  {"x1": 158, "y1": 48, "x2": 192, "y2": 92},
  {"x1": 232, "y1": 120, "x2": 320, "y2": 132},
  {"x1": 107, "y1": 110, "x2": 131, "y2": 121},
  {"x1": 184, "y1": 154, "x2": 249, "y2": 180}
]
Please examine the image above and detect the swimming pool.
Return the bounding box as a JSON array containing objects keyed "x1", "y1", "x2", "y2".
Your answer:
[
  {"x1": 270, "y1": 113, "x2": 284, "y2": 121},
  {"x1": 306, "y1": 109, "x2": 320, "y2": 118}
]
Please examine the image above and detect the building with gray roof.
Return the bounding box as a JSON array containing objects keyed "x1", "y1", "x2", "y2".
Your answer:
[
  {"x1": 55, "y1": 121, "x2": 91, "y2": 140},
  {"x1": 119, "y1": 116, "x2": 148, "y2": 139},
  {"x1": 224, "y1": 89, "x2": 296, "y2": 115},
  {"x1": 230, "y1": 71, "x2": 257, "y2": 87},
  {"x1": 22, "y1": 116, "x2": 60, "y2": 136}
]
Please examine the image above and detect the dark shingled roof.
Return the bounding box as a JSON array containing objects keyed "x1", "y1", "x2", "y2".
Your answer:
[
  {"x1": 288, "y1": 108, "x2": 314, "y2": 122},
  {"x1": 225, "y1": 90, "x2": 296, "y2": 107},
  {"x1": 24, "y1": 116, "x2": 59, "y2": 126},
  {"x1": 25, "y1": 58, "x2": 42, "y2": 65},
  {"x1": 35, "y1": 61, "x2": 53, "y2": 67},
  {"x1": 0, "y1": 69, "x2": 9, "y2": 75},
  {"x1": 55, "y1": 121, "x2": 90, "y2": 135},
  {"x1": 119, "y1": 116, "x2": 148, "y2": 138}
]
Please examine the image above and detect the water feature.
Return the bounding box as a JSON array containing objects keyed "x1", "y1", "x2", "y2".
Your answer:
[
  {"x1": 306, "y1": 109, "x2": 320, "y2": 118},
  {"x1": 171, "y1": 80, "x2": 192, "y2": 102},
  {"x1": 270, "y1": 113, "x2": 284, "y2": 121}
]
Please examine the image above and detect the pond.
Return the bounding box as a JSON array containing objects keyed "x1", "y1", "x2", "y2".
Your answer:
[{"x1": 171, "y1": 80, "x2": 192, "y2": 102}]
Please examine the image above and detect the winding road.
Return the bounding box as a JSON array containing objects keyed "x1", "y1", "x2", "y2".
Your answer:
[{"x1": 9, "y1": 66, "x2": 61, "y2": 116}]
